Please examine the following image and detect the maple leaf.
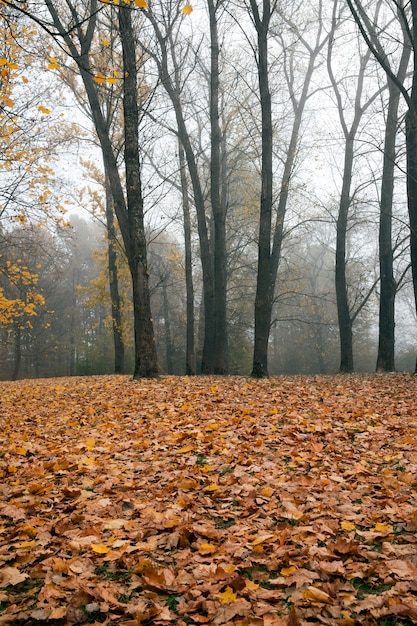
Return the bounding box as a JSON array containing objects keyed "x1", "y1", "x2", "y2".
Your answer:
[
  {"x1": 219, "y1": 585, "x2": 238, "y2": 603},
  {"x1": 90, "y1": 542, "x2": 111, "y2": 554}
]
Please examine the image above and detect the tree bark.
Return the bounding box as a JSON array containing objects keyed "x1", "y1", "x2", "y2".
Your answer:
[
  {"x1": 178, "y1": 143, "x2": 196, "y2": 375},
  {"x1": 377, "y1": 67, "x2": 408, "y2": 371},
  {"x1": 104, "y1": 180, "x2": 125, "y2": 374},
  {"x1": 250, "y1": 0, "x2": 273, "y2": 378},
  {"x1": 335, "y1": 134, "x2": 355, "y2": 373},
  {"x1": 118, "y1": 5, "x2": 158, "y2": 378},
  {"x1": 208, "y1": 0, "x2": 228, "y2": 374},
  {"x1": 162, "y1": 279, "x2": 174, "y2": 373}
]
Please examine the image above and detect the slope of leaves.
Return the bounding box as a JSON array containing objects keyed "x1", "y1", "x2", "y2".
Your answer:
[{"x1": 0, "y1": 374, "x2": 417, "y2": 625}]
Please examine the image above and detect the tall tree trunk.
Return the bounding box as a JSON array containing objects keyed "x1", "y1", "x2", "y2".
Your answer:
[
  {"x1": 251, "y1": 0, "x2": 273, "y2": 378},
  {"x1": 11, "y1": 326, "x2": 21, "y2": 381},
  {"x1": 208, "y1": 0, "x2": 228, "y2": 374},
  {"x1": 250, "y1": 1, "x2": 326, "y2": 377},
  {"x1": 162, "y1": 279, "x2": 174, "y2": 373},
  {"x1": 178, "y1": 143, "x2": 196, "y2": 375},
  {"x1": 118, "y1": 5, "x2": 158, "y2": 378},
  {"x1": 335, "y1": 134, "x2": 355, "y2": 373},
  {"x1": 104, "y1": 180, "x2": 125, "y2": 374},
  {"x1": 376, "y1": 7, "x2": 410, "y2": 371}
]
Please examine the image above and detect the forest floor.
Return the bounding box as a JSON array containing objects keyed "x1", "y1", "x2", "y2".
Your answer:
[{"x1": 0, "y1": 373, "x2": 417, "y2": 626}]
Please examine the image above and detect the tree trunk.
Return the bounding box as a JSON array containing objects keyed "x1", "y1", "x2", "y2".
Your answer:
[
  {"x1": 377, "y1": 13, "x2": 410, "y2": 372},
  {"x1": 208, "y1": 0, "x2": 228, "y2": 374},
  {"x1": 251, "y1": 0, "x2": 273, "y2": 378},
  {"x1": 11, "y1": 326, "x2": 21, "y2": 381},
  {"x1": 118, "y1": 5, "x2": 158, "y2": 378},
  {"x1": 104, "y1": 181, "x2": 125, "y2": 374},
  {"x1": 376, "y1": 87, "x2": 399, "y2": 372},
  {"x1": 178, "y1": 143, "x2": 196, "y2": 375},
  {"x1": 162, "y1": 279, "x2": 174, "y2": 373},
  {"x1": 336, "y1": 134, "x2": 355, "y2": 373}
]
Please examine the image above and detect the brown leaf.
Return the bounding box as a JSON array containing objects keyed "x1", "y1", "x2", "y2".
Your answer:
[
  {"x1": 0, "y1": 567, "x2": 29, "y2": 586},
  {"x1": 286, "y1": 606, "x2": 301, "y2": 626}
]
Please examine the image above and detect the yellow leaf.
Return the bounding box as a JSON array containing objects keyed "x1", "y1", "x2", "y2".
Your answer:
[
  {"x1": 183, "y1": 4, "x2": 193, "y2": 14},
  {"x1": 102, "y1": 39, "x2": 111, "y2": 47},
  {"x1": 372, "y1": 522, "x2": 394, "y2": 535},
  {"x1": 260, "y1": 486, "x2": 274, "y2": 497},
  {"x1": 91, "y1": 543, "x2": 111, "y2": 554},
  {"x1": 107, "y1": 77, "x2": 117, "y2": 85},
  {"x1": 15, "y1": 447, "x2": 27, "y2": 455},
  {"x1": 179, "y1": 445, "x2": 194, "y2": 453},
  {"x1": 198, "y1": 543, "x2": 217, "y2": 555},
  {"x1": 340, "y1": 521, "x2": 356, "y2": 531},
  {"x1": 85, "y1": 437, "x2": 95, "y2": 451},
  {"x1": 94, "y1": 72, "x2": 106, "y2": 84},
  {"x1": 204, "y1": 483, "x2": 220, "y2": 492},
  {"x1": 219, "y1": 586, "x2": 237, "y2": 603},
  {"x1": 281, "y1": 566, "x2": 297, "y2": 576},
  {"x1": 0, "y1": 58, "x2": 7, "y2": 65},
  {"x1": 7, "y1": 62, "x2": 18, "y2": 70},
  {"x1": 2, "y1": 95, "x2": 14, "y2": 107},
  {"x1": 134, "y1": 0, "x2": 149, "y2": 7},
  {"x1": 38, "y1": 105, "x2": 51, "y2": 115}
]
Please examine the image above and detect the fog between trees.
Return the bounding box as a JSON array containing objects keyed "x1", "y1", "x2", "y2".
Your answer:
[{"x1": 0, "y1": 0, "x2": 416, "y2": 380}]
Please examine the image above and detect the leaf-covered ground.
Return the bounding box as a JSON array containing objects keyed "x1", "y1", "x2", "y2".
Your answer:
[{"x1": 1, "y1": 374, "x2": 417, "y2": 626}]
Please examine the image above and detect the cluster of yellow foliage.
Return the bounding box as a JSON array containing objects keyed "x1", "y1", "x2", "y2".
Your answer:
[
  {"x1": 0, "y1": 17, "x2": 57, "y2": 328},
  {"x1": 0, "y1": 259, "x2": 45, "y2": 326}
]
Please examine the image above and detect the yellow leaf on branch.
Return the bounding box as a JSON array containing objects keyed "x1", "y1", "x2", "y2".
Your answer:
[
  {"x1": 134, "y1": 0, "x2": 149, "y2": 7},
  {"x1": 94, "y1": 72, "x2": 106, "y2": 84},
  {"x1": 183, "y1": 4, "x2": 193, "y2": 14},
  {"x1": 37, "y1": 105, "x2": 51, "y2": 115}
]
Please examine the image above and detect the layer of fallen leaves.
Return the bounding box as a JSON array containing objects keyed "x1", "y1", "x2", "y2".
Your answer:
[{"x1": 0, "y1": 373, "x2": 417, "y2": 626}]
